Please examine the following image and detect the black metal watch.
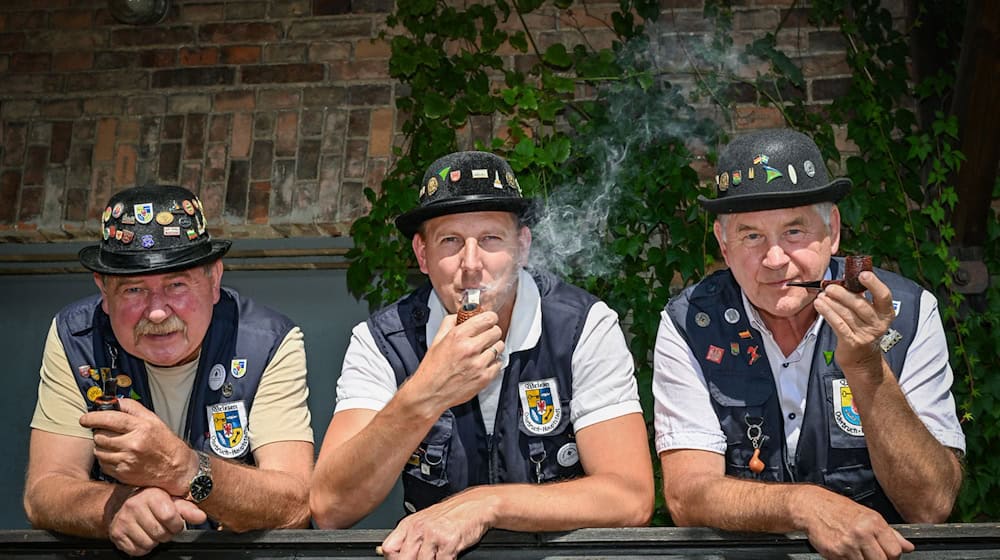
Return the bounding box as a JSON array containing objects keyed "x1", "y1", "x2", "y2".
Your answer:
[{"x1": 186, "y1": 451, "x2": 214, "y2": 503}]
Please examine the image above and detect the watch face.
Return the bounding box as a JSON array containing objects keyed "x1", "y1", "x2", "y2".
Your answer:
[{"x1": 190, "y1": 475, "x2": 213, "y2": 502}]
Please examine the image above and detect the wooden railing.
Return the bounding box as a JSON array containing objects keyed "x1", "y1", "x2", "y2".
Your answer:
[{"x1": 3, "y1": 524, "x2": 1000, "y2": 558}]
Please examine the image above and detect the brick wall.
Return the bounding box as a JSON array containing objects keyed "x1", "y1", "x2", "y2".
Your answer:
[{"x1": 0, "y1": 0, "x2": 903, "y2": 243}]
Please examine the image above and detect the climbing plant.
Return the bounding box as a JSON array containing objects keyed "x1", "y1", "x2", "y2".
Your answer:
[{"x1": 348, "y1": 0, "x2": 998, "y2": 522}]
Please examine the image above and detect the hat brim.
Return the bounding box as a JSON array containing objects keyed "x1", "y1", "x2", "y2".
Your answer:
[
  {"x1": 395, "y1": 197, "x2": 535, "y2": 238},
  {"x1": 79, "y1": 240, "x2": 232, "y2": 275},
  {"x1": 697, "y1": 178, "x2": 852, "y2": 214}
]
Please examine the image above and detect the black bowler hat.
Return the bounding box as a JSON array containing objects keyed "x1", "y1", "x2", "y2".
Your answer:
[
  {"x1": 698, "y1": 128, "x2": 851, "y2": 214},
  {"x1": 78, "y1": 184, "x2": 231, "y2": 275},
  {"x1": 395, "y1": 151, "x2": 534, "y2": 238}
]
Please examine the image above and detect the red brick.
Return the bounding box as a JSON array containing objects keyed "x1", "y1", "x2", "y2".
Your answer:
[
  {"x1": 214, "y1": 90, "x2": 255, "y2": 111},
  {"x1": 348, "y1": 109, "x2": 370, "y2": 138},
  {"x1": 313, "y1": 0, "x2": 351, "y2": 15},
  {"x1": 337, "y1": 180, "x2": 366, "y2": 222},
  {"x1": 52, "y1": 10, "x2": 94, "y2": 30},
  {"x1": 83, "y1": 96, "x2": 124, "y2": 115},
  {"x1": 184, "y1": 114, "x2": 207, "y2": 160},
  {"x1": 270, "y1": 159, "x2": 294, "y2": 220},
  {"x1": 275, "y1": 112, "x2": 298, "y2": 157},
  {"x1": 68, "y1": 144, "x2": 93, "y2": 188},
  {"x1": 159, "y1": 143, "x2": 180, "y2": 182},
  {"x1": 263, "y1": 43, "x2": 308, "y2": 63},
  {"x1": 369, "y1": 107, "x2": 393, "y2": 157},
  {"x1": 53, "y1": 51, "x2": 93, "y2": 71},
  {"x1": 94, "y1": 118, "x2": 117, "y2": 162},
  {"x1": 797, "y1": 53, "x2": 850, "y2": 78},
  {"x1": 222, "y1": 45, "x2": 261, "y2": 64},
  {"x1": 162, "y1": 115, "x2": 184, "y2": 140},
  {"x1": 308, "y1": 42, "x2": 351, "y2": 62},
  {"x1": 90, "y1": 164, "x2": 113, "y2": 220},
  {"x1": 0, "y1": 33, "x2": 25, "y2": 52},
  {"x1": 321, "y1": 110, "x2": 347, "y2": 152},
  {"x1": 51, "y1": 121, "x2": 73, "y2": 163},
  {"x1": 10, "y1": 53, "x2": 51, "y2": 73},
  {"x1": 345, "y1": 139, "x2": 367, "y2": 178},
  {"x1": 225, "y1": 160, "x2": 250, "y2": 219},
  {"x1": 559, "y1": 5, "x2": 615, "y2": 28},
  {"x1": 64, "y1": 187, "x2": 88, "y2": 221},
  {"x1": 328, "y1": 59, "x2": 389, "y2": 80},
  {"x1": 348, "y1": 84, "x2": 391, "y2": 106},
  {"x1": 139, "y1": 49, "x2": 176, "y2": 68},
  {"x1": 259, "y1": 89, "x2": 301, "y2": 110},
  {"x1": 7, "y1": 11, "x2": 46, "y2": 30},
  {"x1": 317, "y1": 156, "x2": 341, "y2": 222},
  {"x1": 152, "y1": 67, "x2": 236, "y2": 88},
  {"x1": 734, "y1": 105, "x2": 784, "y2": 130},
  {"x1": 19, "y1": 187, "x2": 43, "y2": 222},
  {"x1": 68, "y1": 70, "x2": 147, "y2": 92},
  {"x1": 231, "y1": 113, "x2": 253, "y2": 158},
  {"x1": 115, "y1": 144, "x2": 138, "y2": 186},
  {"x1": 241, "y1": 63, "x2": 324, "y2": 84},
  {"x1": 355, "y1": 38, "x2": 391, "y2": 59},
  {"x1": 200, "y1": 22, "x2": 281, "y2": 43},
  {"x1": 24, "y1": 146, "x2": 47, "y2": 185},
  {"x1": 249, "y1": 180, "x2": 271, "y2": 223},
  {"x1": 251, "y1": 141, "x2": 273, "y2": 180},
  {"x1": 297, "y1": 139, "x2": 320, "y2": 180},
  {"x1": 209, "y1": 114, "x2": 230, "y2": 142},
  {"x1": 301, "y1": 109, "x2": 324, "y2": 137},
  {"x1": 181, "y1": 162, "x2": 203, "y2": 191},
  {"x1": 225, "y1": 2, "x2": 267, "y2": 20},
  {"x1": 205, "y1": 144, "x2": 227, "y2": 182},
  {"x1": 112, "y1": 27, "x2": 196, "y2": 47},
  {"x1": 182, "y1": 3, "x2": 225, "y2": 22},
  {"x1": 3, "y1": 122, "x2": 26, "y2": 166},
  {"x1": 288, "y1": 19, "x2": 372, "y2": 40},
  {"x1": 180, "y1": 47, "x2": 220, "y2": 66},
  {"x1": 41, "y1": 100, "x2": 82, "y2": 118},
  {"x1": 0, "y1": 171, "x2": 19, "y2": 224}
]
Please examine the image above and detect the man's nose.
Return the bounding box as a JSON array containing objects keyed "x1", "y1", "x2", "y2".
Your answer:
[
  {"x1": 762, "y1": 243, "x2": 790, "y2": 269},
  {"x1": 461, "y1": 238, "x2": 483, "y2": 271},
  {"x1": 145, "y1": 292, "x2": 172, "y2": 323}
]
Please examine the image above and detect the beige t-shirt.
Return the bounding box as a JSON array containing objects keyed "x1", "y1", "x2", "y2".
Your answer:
[{"x1": 31, "y1": 318, "x2": 313, "y2": 451}]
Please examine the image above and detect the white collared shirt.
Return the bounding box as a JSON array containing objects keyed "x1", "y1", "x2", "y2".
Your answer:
[{"x1": 337, "y1": 269, "x2": 641, "y2": 434}]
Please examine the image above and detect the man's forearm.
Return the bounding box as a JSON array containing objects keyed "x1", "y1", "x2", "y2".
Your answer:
[
  {"x1": 312, "y1": 393, "x2": 441, "y2": 528},
  {"x1": 197, "y1": 456, "x2": 311, "y2": 531},
  {"x1": 848, "y1": 361, "x2": 962, "y2": 522},
  {"x1": 24, "y1": 474, "x2": 127, "y2": 538}
]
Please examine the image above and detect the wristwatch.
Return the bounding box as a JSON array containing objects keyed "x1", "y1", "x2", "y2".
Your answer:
[{"x1": 186, "y1": 451, "x2": 214, "y2": 503}]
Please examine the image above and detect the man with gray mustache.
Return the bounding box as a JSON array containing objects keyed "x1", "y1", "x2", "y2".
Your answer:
[{"x1": 24, "y1": 185, "x2": 314, "y2": 556}]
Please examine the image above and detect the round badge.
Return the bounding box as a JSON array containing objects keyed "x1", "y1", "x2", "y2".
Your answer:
[
  {"x1": 222, "y1": 382, "x2": 234, "y2": 398},
  {"x1": 803, "y1": 160, "x2": 816, "y2": 177},
  {"x1": 695, "y1": 312, "x2": 711, "y2": 327},
  {"x1": 208, "y1": 363, "x2": 226, "y2": 391},
  {"x1": 102, "y1": 206, "x2": 112, "y2": 223},
  {"x1": 102, "y1": 227, "x2": 110, "y2": 241},
  {"x1": 155, "y1": 211, "x2": 174, "y2": 225},
  {"x1": 557, "y1": 442, "x2": 580, "y2": 467},
  {"x1": 111, "y1": 202, "x2": 124, "y2": 219},
  {"x1": 141, "y1": 234, "x2": 155, "y2": 248},
  {"x1": 178, "y1": 216, "x2": 192, "y2": 228},
  {"x1": 426, "y1": 176, "x2": 438, "y2": 197},
  {"x1": 182, "y1": 200, "x2": 196, "y2": 215},
  {"x1": 116, "y1": 374, "x2": 132, "y2": 388},
  {"x1": 724, "y1": 308, "x2": 740, "y2": 324},
  {"x1": 86, "y1": 386, "x2": 103, "y2": 402}
]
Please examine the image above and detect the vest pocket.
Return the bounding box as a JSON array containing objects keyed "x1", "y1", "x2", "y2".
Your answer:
[
  {"x1": 403, "y1": 412, "x2": 453, "y2": 488},
  {"x1": 706, "y1": 371, "x2": 778, "y2": 478},
  {"x1": 518, "y1": 398, "x2": 580, "y2": 483},
  {"x1": 823, "y1": 463, "x2": 877, "y2": 501}
]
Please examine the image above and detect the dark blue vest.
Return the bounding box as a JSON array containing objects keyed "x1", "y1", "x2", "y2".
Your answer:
[
  {"x1": 666, "y1": 257, "x2": 922, "y2": 523},
  {"x1": 368, "y1": 270, "x2": 597, "y2": 511},
  {"x1": 57, "y1": 287, "x2": 295, "y2": 479}
]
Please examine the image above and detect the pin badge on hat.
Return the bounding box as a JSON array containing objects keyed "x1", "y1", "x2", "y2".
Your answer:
[
  {"x1": 135, "y1": 203, "x2": 154, "y2": 224},
  {"x1": 426, "y1": 176, "x2": 439, "y2": 196},
  {"x1": 112, "y1": 203, "x2": 124, "y2": 219},
  {"x1": 155, "y1": 211, "x2": 174, "y2": 225},
  {"x1": 803, "y1": 160, "x2": 816, "y2": 177}
]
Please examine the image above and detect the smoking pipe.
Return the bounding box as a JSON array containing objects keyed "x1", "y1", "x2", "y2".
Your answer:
[
  {"x1": 786, "y1": 255, "x2": 872, "y2": 293},
  {"x1": 456, "y1": 288, "x2": 483, "y2": 324}
]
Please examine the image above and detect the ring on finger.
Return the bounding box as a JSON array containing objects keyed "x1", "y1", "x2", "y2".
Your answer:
[{"x1": 491, "y1": 347, "x2": 500, "y2": 362}]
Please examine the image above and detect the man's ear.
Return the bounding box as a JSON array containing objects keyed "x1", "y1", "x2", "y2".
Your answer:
[
  {"x1": 93, "y1": 273, "x2": 111, "y2": 313},
  {"x1": 210, "y1": 259, "x2": 224, "y2": 304},
  {"x1": 517, "y1": 226, "x2": 531, "y2": 267},
  {"x1": 412, "y1": 234, "x2": 429, "y2": 274},
  {"x1": 829, "y1": 205, "x2": 842, "y2": 254},
  {"x1": 713, "y1": 220, "x2": 731, "y2": 266}
]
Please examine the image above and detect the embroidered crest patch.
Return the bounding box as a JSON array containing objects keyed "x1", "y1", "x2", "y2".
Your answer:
[
  {"x1": 519, "y1": 378, "x2": 562, "y2": 435},
  {"x1": 207, "y1": 401, "x2": 250, "y2": 458},
  {"x1": 832, "y1": 378, "x2": 864, "y2": 436}
]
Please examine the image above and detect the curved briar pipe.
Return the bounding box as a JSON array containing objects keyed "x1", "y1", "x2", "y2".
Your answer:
[
  {"x1": 456, "y1": 288, "x2": 483, "y2": 324},
  {"x1": 786, "y1": 255, "x2": 872, "y2": 293}
]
